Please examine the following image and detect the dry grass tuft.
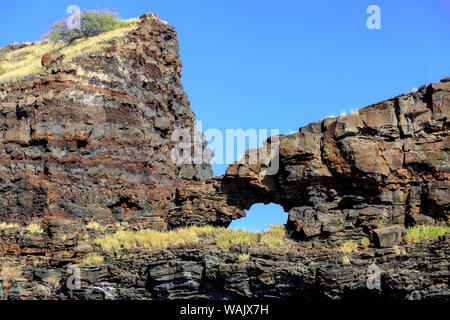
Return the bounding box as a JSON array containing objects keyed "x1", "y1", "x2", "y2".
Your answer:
[
  {"x1": 361, "y1": 237, "x2": 370, "y2": 249},
  {"x1": 86, "y1": 222, "x2": 101, "y2": 230},
  {"x1": 0, "y1": 222, "x2": 19, "y2": 230},
  {"x1": 260, "y1": 224, "x2": 286, "y2": 248},
  {"x1": 94, "y1": 225, "x2": 288, "y2": 251},
  {"x1": 238, "y1": 253, "x2": 250, "y2": 263},
  {"x1": 342, "y1": 255, "x2": 351, "y2": 264},
  {"x1": 86, "y1": 221, "x2": 106, "y2": 232},
  {"x1": 214, "y1": 229, "x2": 260, "y2": 249},
  {"x1": 340, "y1": 240, "x2": 358, "y2": 253},
  {"x1": 25, "y1": 223, "x2": 44, "y2": 233},
  {"x1": 214, "y1": 225, "x2": 287, "y2": 249},
  {"x1": 94, "y1": 225, "x2": 222, "y2": 250}
]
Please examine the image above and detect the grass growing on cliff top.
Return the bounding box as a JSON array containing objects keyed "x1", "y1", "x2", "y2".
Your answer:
[
  {"x1": 403, "y1": 225, "x2": 450, "y2": 244},
  {"x1": 0, "y1": 18, "x2": 138, "y2": 83},
  {"x1": 94, "y1": 225, "x2": 287, "y2": 251}
]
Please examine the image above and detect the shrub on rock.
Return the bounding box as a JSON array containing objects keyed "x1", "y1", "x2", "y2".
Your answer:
[{"x1": 43, "y1": 9, "x2": 126, "y2": 45}]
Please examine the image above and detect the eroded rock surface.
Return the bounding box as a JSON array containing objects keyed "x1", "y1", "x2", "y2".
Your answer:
[
  {"x1": 0, "y1": 220, "x2": 448, "y2": 300},
  {"x1": 0, "y1": 13, "x2": 449, "y2": 301},
  {"x1": 219, "y1": 79, "x2": 449, "y2": 243},
  {"x1": 0, "y1": 14, "x2": 214, "y2": 229}
]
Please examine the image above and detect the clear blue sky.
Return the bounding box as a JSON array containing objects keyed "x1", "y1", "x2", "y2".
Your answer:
[{"x1": 1, "y1": 1, "x2": 449, "y2": 230}]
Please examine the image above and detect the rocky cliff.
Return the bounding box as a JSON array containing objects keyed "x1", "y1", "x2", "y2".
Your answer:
[
  {"x1": 0, "y1": 14, "x2": 216, "y2": 229},
  {"x1": 218, "y1": 78, "x2": 450, "y2": 244},
  {"x1": 0, "y1": 13, "x2": 449, "y2": 301}
]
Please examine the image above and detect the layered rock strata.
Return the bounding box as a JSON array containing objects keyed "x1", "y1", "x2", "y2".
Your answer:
[
  {"x1": 0, "y1": 13, "x2": 449, "y2": 301},
  {"x1": 0, "y1": 221, "x2": 448, "y2": 300},
  {"x1": 0, "y1": 14, "x2": 214, "y2": 229},
  {"x1": 1, "y1": 15, "x2": 448, "y2": 241},
  {"x1": 218, "y1": 78, "x2": 449, "y2": 243},
  {"x1": 0, "y1": 220, "x2": 450, "y2": 301}
]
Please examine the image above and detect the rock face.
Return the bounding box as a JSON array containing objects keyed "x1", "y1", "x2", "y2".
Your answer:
[
  {"x1": 373, "y1": 225, "x2": 405, "y2": 248},
  {"x1": 217, "y1": 79, "x2": 449, "y2": 243},
  {"x1": 41, "y1": 50, "x2": 64, "y2": 68},
  {"x1": 0, "y1": 13, "x2": 449, "y2": 301},
  {"x1": 1, "y1": 14, "x2": 447, "y2": 239},
  {"x1": 0, "y1": 14, "x2": 214, "y2": 229},
  {"x1": 0, "y1": 220, "x2": 448, "y2": 301}
]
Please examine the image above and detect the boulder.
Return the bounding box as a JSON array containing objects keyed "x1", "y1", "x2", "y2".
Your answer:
[
  {"x1": 373, "y1": 225, "x2": 406, "y2": 248},
  {"x1": 41, "y1": 50, "x2": 65, "y2": 68}
]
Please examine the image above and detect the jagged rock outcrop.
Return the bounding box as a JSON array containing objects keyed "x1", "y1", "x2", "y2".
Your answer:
[
  {"x1": 214, "y1": 78, "x2": 449, "y2": 243},
  {"x1": 2, "y1": 14, "x2": 446, "y2": 240},
  {"x1": 0, "y1": 14, "x2": 214, "y2": 229}
]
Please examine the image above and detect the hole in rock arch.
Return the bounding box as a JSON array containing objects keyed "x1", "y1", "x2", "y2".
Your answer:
[{"x1": 228, "y1": 203, "x2": 288, "y2": 232}]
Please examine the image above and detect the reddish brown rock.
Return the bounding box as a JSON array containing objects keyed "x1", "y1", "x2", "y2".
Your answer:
[
  {"x1": 1, "y1": 15, "x2": 213, "y2": 229},
  {"x1": 41, "y1": 50, "x2": 65, "y2": 68},
  {"x1": 0, "y1": 14, "x2": 448, "y2": 245}
]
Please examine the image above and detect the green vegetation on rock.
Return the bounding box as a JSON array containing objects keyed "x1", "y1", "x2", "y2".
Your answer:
[
  {"x1": 43, "y1": 9, "x2": 127, "y2": 45},
  {"x1": 403, "y1": 225, "x2": 450, "y2": 244},
  {"x1": 0, "y1": 12, "x2": 138, "y2": 83}
]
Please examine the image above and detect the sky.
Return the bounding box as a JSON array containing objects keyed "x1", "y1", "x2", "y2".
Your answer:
[{"x1": 1, "y1": 0, "x2": 449, "y2": 230}]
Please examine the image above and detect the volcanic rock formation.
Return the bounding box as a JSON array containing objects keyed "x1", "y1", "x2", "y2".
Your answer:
[
  {"x1": 0, "y1": 13, "x2": 449, "y2": 301},
  {"x1": 0, "y1": 14, "x2": 216, "y2": 229},
  {"x1": 217, "y1": 77, "x2": 450, "y2": 244},
  {"x1": 0, "y1": 221, "x2": 448, "y2": 300},
  {"x1": 1, "y1": 13, "x2": 449, "y2": 242}
]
